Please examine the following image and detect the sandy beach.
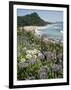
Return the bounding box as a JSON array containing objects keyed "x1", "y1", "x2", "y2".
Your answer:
[
  {"x1": 18, "y1": 25, "x2": 63, "y2": 44},
  {"x1": 18, "y1": 26, "x2": 48, "y2": 32}
]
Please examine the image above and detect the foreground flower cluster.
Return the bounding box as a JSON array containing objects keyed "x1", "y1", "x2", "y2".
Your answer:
[{"x1": 17, "y1": 31, "x2": 63, "y2": 80}]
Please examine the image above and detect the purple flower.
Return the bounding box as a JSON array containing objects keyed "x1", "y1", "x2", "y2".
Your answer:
[
  {"x1": 31, "y1": 59, "x2": 36, "y2": 65},
  {"x1": 39, "y1": 66, "x2": 48, "y2": 79},
  {"x1": 46, "y1": 51, "x2": 56, "y2": 61},
  {"x1": 40, "y1": 72, "x2": 48, "y2": 79},
  {"x1": 52, "y1": 64, "x2": 62, "y2": 72}
]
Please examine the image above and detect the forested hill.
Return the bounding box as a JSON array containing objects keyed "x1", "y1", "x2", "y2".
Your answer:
[{"x1": 17, "y1": 12, "x2": 49, "y2": 27}]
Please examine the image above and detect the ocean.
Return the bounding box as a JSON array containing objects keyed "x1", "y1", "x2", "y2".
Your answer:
[{"x1": 37, "y1": 22, "x2": 63, "y2": 42}]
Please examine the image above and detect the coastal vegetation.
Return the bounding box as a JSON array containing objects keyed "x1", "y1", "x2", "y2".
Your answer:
[
  {"x1": 17, "y1": 12, "x2": 63, "y2": 80},
  {"x1": 17, "y1": 30, "x2": 63, "y2": 80}
]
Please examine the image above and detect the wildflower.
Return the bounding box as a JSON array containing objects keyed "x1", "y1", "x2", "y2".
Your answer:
[
  {"x1": 20, "y1": 58, "x2": 26, "y2": 62},
  {"x1": 26, "y1": 54, "x2": 32, "y2": 59},
  {"x1": 33, "y1": 49, "x2": 37, "y2": 54},
  {"x1": 39, "y1": 66, "x2": 48, "y2": 79},
  {"x1": 52, "y1": 64, "x2": 62, "y2": 72},
  {"x1": 33, "y1": 55, "x2": 37, "y2": 59},
  {"x1": 26, "y1": 49, "x2": 40, "y2": 56},
  {"x1": 31, "y1": 59, "x2": 36, "y2": 65},
  {"x1": 18, "y1": 60, "x2": 30, "y2": 68},
  {"x1": 57, "y1": 53, "x2": 63, "y2": 60},
  {"x1": 36, "y1": 49, "x2": 40, "y2": 54},
  {"x1": 26, "y1": 50, "x2": 32, "y2": 54},
  {"x1": 46, "y1": 51, "x2": 56, "y2": 61}
]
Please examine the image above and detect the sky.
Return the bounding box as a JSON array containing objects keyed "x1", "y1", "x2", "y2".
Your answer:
[{"x1": 17, "y1": 9, "x2": 63, "y2": 22}]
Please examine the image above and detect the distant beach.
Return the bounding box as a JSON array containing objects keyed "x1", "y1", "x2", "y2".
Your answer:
[{"x1": 18, "y1": 22, "x2": 63, "y2": 44}]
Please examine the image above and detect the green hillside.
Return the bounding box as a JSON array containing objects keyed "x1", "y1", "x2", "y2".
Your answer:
[{"x1": 17, "y1": 12, "x2": 48, "y2": 27}]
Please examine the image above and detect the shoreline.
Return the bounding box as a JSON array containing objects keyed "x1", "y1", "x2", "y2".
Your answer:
[{"x1": 18, "y1": 25, "x2": 63, "y2": 44}]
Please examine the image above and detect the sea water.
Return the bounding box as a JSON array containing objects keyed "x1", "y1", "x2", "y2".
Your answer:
[{"x1": 37, "y1": 22, "x2": 63, "y2": 42}]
